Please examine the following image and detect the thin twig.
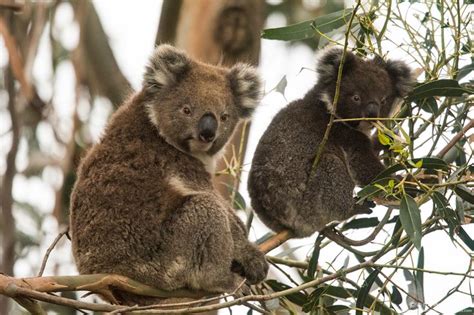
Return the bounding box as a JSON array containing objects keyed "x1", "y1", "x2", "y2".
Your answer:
[
  {"x1": 324, "y1": 207, "x2": 394, "y2": 246},
  {"x1": 37, "y1": 228, "x2": 70, "y2": 277},
  {"x1": 0, "y1": 17, "x2": 34, "y2": 101},
  {"x1": 436, "y1": 119, "x2": 474, "y2": 158},
  {"x1": 310, "y1": 1, "x2": 361, "y2": 173}
]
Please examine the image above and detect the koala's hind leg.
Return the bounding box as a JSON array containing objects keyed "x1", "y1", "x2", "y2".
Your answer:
[{"x1": 159, "y1": 193, "x2": 241, "y2": 293}]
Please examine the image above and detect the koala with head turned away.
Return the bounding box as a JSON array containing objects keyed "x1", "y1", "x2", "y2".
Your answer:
[
  {"x1": 248, "y1": 47, "x2": 414, "y2": 238},
  {"x1": 70, "y1": 45, "x2": 268, "y2": 305}
]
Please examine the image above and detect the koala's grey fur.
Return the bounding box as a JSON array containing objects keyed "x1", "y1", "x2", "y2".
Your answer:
[
  {"x1": 248, "y1": 47, "x2": 414, "y2": 238},
  {"x1": 70, "y1": 45, "x2": 268, "y2": 305}
]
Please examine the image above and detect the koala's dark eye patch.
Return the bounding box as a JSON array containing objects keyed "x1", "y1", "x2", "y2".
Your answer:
[
  {"x1": 220, "y1": 113, "x2": 229, "y2": 122},
  {"x1": 352, "y1": 95, "x2": 361, "y2": 102},
  {"x1": 381, "y1": 97, "x2": 387, "y2": 105}
]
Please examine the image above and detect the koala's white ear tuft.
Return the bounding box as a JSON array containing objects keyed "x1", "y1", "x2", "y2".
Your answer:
[
  {"x1": 316, "y1": 46, "x2": 357, "y2": 83},
  {"x1": 384, "y1": 60, "x2": 415, "y2": 97},
  {"x1": 228, "y1": 63, "x2": 263, "y2": 118},
  {"x1": 143, "y1": 45, "x2": 191, "y2": 91}
]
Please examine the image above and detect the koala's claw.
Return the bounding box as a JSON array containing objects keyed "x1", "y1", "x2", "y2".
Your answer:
[{"x1": 231, "y1": 249, "x2": 269, "y2": 285}]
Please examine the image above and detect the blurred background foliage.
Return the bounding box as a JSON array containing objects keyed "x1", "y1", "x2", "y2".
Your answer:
[{"x1": 0, "y1": 0, "x2": 473, "y2": 314}]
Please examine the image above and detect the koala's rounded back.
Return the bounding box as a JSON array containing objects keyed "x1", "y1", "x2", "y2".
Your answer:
[{"x1": 248, "y1": 47, "x2": 414, "y2": 238}]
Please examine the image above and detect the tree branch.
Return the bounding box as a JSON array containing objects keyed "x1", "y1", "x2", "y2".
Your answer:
[
  {"x1": 0, "y1": 15, "x2": 20, "y2": 313},
  {"x1": 155, "y1": 0, "x2": 182, "y2": 45},
  {"x1": 1, "y1": 260, "x2": 373, "y2": 314},
  {"x1": 436, "y1": 118, "x2": 474, "y2": 158},
  {"x1": 74, "y1": 1, "x2": 132, "y2": 107}
]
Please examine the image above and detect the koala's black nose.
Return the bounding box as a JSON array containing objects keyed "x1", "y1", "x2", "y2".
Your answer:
[
  {"x1": 198, "y1": 113, "x2": 217, "y2": 143},
  {"x1": 366, "y1": 102, "x2": 379, "y2": 118}
]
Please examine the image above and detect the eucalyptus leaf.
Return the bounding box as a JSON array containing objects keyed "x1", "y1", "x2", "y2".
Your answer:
[
  {"x1": 457, "y1": 227, "x2": 474, "y2": 251},
  {"x1": 342, "y1": 217, "x2": 380, "y2": 230},
  {"x1": 356, "y1": 269, "x2": 381, "y2": 315},
  {"x1": 453, "y1": 185, "x2": 474, "y2": 204},
  {"x1": 407, "y1": 79, "x2": 473, "y2": 102},
  {"x1": 415, "y1": 247, "x2": 425, "y2": 309},
  {"x1": 374, "y1": 157, "x2": 448, "y2": 181},
  {"x1": 308, "y1": 235, "x2": 323, "y2": 279},
  {"x1": 456, "y1": 59, "x2": 474, "y2": 80},
  {"x1": 265, "y1": 280, "x2": 308, "y2": 306},
  {"x1": 390, "y1": 286, "x2": 403, "y2": 306},
  {"x1": 400, "y1": 194, "x2": 422, "y2": 250},
  {"x1": 456, "y1": 307, "x2": 474, "y2": 314},
  {"x1": 261, "y1": 9, "x2": 354, "y2": 41}
]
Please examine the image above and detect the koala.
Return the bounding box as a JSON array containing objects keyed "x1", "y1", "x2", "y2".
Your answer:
[
  {"x1": 69, "y1": 45, "x2": 268, "y2": 305},
  {"x1": 248, "y1": 47, "x2": 414, "y2": 238}
]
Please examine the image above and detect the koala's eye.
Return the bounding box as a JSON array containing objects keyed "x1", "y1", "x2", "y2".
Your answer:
[
  {"x1": 182, "y1": 106, "x2": 192, "y2": 116},
  {"x1": 381, "y1": 98, "x2": 387, "y2": 105},
  {"x1": 221, "y1": 114, "x2": 229, "y2": 122},
  {"x1": 352, "y1": 95, "x2": 361, "y2": 102}
]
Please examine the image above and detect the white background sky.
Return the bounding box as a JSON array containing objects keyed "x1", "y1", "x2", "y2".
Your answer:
[{"x1": 0, "y1": 0, "x2": 473, "y2": 314}]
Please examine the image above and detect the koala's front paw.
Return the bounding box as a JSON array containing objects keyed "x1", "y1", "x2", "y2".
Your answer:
[{"x1": 231, "y1": 247, "x2": 268, "y2": 284}]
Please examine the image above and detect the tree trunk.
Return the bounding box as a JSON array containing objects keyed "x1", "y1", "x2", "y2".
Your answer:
[{"x1": 0, "y1": 36, "x2": 20, "y2": 315}]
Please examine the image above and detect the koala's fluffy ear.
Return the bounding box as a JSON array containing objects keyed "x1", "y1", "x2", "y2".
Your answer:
[
  {"x1": 228, "y1": 64, "x2": 263, "y2": 118},
  {"x1": 384, "y1": 60, "x2": 415, "y2": 97},
  {"x1": 316, "y1": 47, "x2": 357, "y2": 83},
  {"x1": 143, "y1": 45, "x2": 191, "y2": 92}
]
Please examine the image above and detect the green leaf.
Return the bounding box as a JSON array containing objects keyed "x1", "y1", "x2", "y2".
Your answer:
[
  {"x1": 457, "y1": 227, "x2": 474, "y2": 251},
  {"x1": 378, "y1": 130, "x2": 392, "y2": 145},
  {"x1": 262, "y1": 20, "x2": 316, "y2": 41},
  {"x1": 390, "y1": 286, "x2": 402, "y2": 306},
  {"x1": 374, "y1": 157, "x2": 448, "y2": 181},
  {"x1": 306, "y1": 284, "x2": 396, "y2": 314},
  {"x1": 431, "y1": 191, "x2": 449, "y2": 209},
  {"x1": 400, "y1": 194, "x2": 423, "y2": 250},
  {"x1": 223, "y1": 183, "x2": 247, "y2": 210},
  {"x1": 326, "y1": 304, "x2": 350, "y2": 312},
  {"x1": 456, "y1": 307, "x2": 474, "y2": 314},
  {"x1": 407, "y1": 79, "x2": 473, "y2": 102},
  {"x1": 356, "y1": 269, "x2": 381, "y2": 315},
  {"x1": 390, "y1": 218, "x2": 403, "y2": 247},
  {"x1": 302, "y1": 287, "x2": 325, "y2": 312},
  {"x1": 342, "y1": 217, "x2": 380, "y2": 230},
  {"x1": 432, "y1": 191, "x2": 459, "y2": 238},
  {"x1": 357, "y1": 178, "x2": 392, "y2": 200},
  {"x1": 453, "y1": 185, "x2": 474, "y2": 204},
  {"x1": 261, "y1": 9, "x2": 354, "y2": 41},
  {"x1": 418, "y1": 97, "x2": 438, "y2": 114},
  {"x1": 308, "y1": 235, "x2": 323, "y2": 279},
  {"x1": 265, "y1": 280, "x2": 307, "y2": 306},
  {"x1": 415, "y1": 247, "x2": 425, "y2": 307},
  {"x1": 456, "y1": 59, "x2": 474, "y2": 80},
  {"x1": 273, "y1": 75, "x2": 287, "y2": 95}
]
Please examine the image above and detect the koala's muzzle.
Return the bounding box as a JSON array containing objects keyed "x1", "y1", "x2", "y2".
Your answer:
[
  {"x1": 198, "y1": 113, "x2": 217, "y2": 143},
  {"x1": 365, "y1": 102, "x2": 379, "y2": 118}
]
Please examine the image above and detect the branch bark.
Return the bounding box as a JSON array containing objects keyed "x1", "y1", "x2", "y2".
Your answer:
[
  {"x1": 74, "y1": 1, "x2": 132, "y2": 107},
  {"x1": 155, "y1": 0, "x2": 182, "y2": 45}
]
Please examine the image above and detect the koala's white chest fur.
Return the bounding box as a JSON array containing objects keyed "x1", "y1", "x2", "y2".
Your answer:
[{"x1": 191, "y1": 147, "x2": 225, "y2": 175}]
